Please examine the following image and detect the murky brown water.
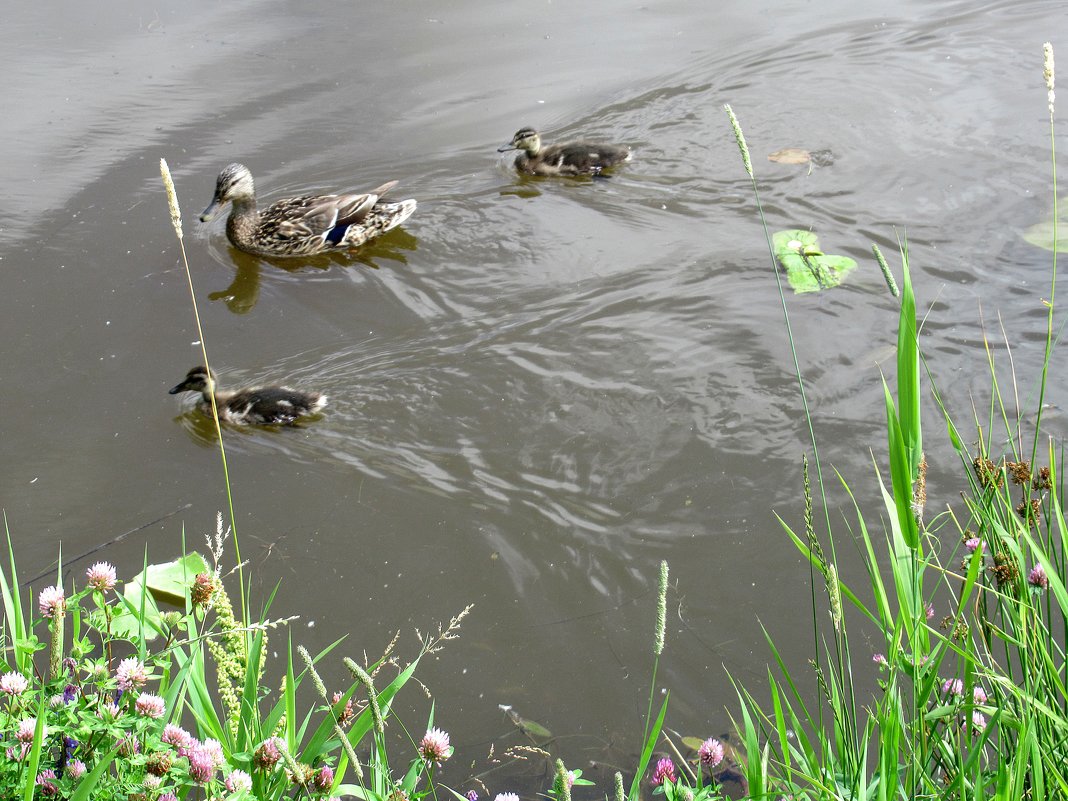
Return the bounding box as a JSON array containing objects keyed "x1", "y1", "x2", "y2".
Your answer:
[{"x1": 2, "y1": 0, "x2": 1066, "y2": 791}]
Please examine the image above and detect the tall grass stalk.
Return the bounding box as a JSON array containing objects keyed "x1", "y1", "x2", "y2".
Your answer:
[
  {"x1": 159, "y1": 158, "x2": 247, "y2": 625},
  {"x1": 723, "y1": 103, "x2": 858, "y2": 773},
  {"x1": 627, "y1": 561, "x2": 671, "y2": 801}
]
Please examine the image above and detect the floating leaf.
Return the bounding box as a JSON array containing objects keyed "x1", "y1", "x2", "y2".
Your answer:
[
  {"x1": 768, "y1": 148, "x2": 811, "y2": 165},
  {"x1": 499, "y1": 703, "x2": 553, "y2": 742},
  {"x1": 1022, "y1": 198, "x2": 1068, "y2": 251},
  {"x1": 135, "y1": 553, "x2": 211, "y2": 606},
  {"x1": 681, "y1": 736, "x2": 705, "y2": 752},
  {"x1": 109, "y1": 553, "x2": 209, "y2": 639},
  {"x1": 772, "y1": 229, "x2": 857, "y2": 293}
]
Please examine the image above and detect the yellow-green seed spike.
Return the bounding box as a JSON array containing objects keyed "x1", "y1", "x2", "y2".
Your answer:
[
  {"x1": 871, "y1": 244, "x2": 900, "y2": 297},
  {"x1": 723, "y1": 105, "x2": 753, "y2": 179}
]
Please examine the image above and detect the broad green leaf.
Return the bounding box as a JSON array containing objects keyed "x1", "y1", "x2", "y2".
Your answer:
[{"x1": 772, "y1": 230, "x2": 857, "y2": 293}]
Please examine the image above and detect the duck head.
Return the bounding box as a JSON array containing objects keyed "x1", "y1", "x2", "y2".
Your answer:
[
  {"x1": 169, "y1": 365, "x2": 217, "y2": 396},
  {"x1": 498, "y1": 127, "x2": 541, "y2": 156},
  {"x1": 200, "y1": 163, "x2": 255, "y2": 222}
]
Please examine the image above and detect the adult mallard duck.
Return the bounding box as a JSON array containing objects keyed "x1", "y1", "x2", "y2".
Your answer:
[
  {"x1": 497, "y1": 127, "x2": 631, "y2": 176},
  {"x1": 199, "y1": 163, "x2": 416, "y2": 258},
  {"x1": 169, "y1": 366, "x2": 327, "y2": 426}
]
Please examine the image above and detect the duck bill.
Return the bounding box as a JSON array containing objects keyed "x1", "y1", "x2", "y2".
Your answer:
[
  {"x1": 169, "y1": 380, "x2": 191, "y2": 395},
  {"x1": 497, "y1": 143, "x2": 517, "y2": 153},
  {"x1": 199, "y1": 199, "x2": 222, "y2": 222}
]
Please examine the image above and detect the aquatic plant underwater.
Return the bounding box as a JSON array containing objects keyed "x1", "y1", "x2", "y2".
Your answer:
[{"x1": 1, "y1": 41, "x2": 1064, "y2": 801}]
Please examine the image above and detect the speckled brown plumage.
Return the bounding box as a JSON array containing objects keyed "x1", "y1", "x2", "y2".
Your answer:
[{"x1": 200, "y1": 163, "x2": 416, "y2": 258}]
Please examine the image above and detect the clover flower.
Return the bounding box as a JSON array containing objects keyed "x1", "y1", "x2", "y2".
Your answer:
[
  {"x1": 36, "y1": 770, "x2": 59, "y2": 797},
  {"x1": 135, "y1": 693, "x2": 166, "y2": 718},
  {"x1": 652, "y1": 757, "x2": 676, "y2": 786},
  {"x1": 419, "y1": 727, "x2": 452, "y2": 763},
  {"x1": 1028, "y1": 564, "x2": 1050, "y2": 589},
  {"x1": 973, "y1": 686, "x2": 988, "y2": 704},
  {"x1": 314, "y1": 765, "x2": 335, "y2": 791},
  {"x1": 38, "y1": 585, "x2": 65, "y2": 618},
  {"x1": 86, "y1": 562, "x2": 117, "y2": 592},
  {"x1": 872, "y1": 653, "x2": 888, "y2": 667},
  {"x1": 964, "y1": 537, "x2": 983, "y2": 554},
  {"x1": 254, "y1": 737, "x2": 283, "y2": 770},
  {"x1": 191, "y1": 573, "x2": 216, "y2": 606},
  {"x1": 17, "y1": 718, "x2": 38, "y2": 743},
  {"x1": 187, "y1": 742, "x2": 218, "y2": 783},
  {"x1": 0, "y1": 671, "x2": 29, "y2": 697},
  {"x1": 67, "y1": 760, "x2": 87, "y2": 779},
  {"x1": 941, "y1": 678, "x2": 964, "y2": 697},
  {"x1": 161, "y1": 724, "x2": 193, "y2": 750},
  {"x1": 698, "y1": 737, "x2": 724, "y2": 768},
  {"x1": 115, "y1": 657, "x2": 148, "y2": 691},
  {"x1": 971, "y1": 711, "x2": 987, "y2": 732},
  {"x1": 494, "y1": 795, "x2": 520, "y2": 801},
  {"x1": 226, "y1": 770, "x2": 253, "y2": 792}
]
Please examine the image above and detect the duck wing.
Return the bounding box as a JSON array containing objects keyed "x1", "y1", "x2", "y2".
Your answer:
[
  {"x1": 549, "y1": 142, "x2": 630, "y2": 174},
  {"x1": 227, "y1": 386, "x2": 323, "y2": 425},
  {"x1": 268, "y1": 181, "x2": 399, "y2": 242}
]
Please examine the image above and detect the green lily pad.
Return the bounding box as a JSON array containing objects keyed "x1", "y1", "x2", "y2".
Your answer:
[
  {"x1": 132, "y1": 552, "x2": 211, "y2": 606},
  {"x1": 1022, "y1": 198, "x2": 1068, "y2": 251},
  {"x1": 773, "y1": 229, "x2": 857, "y2": 293},
  {"x1": 109, "y1": 553, "x2": 210, "y2": 639}
]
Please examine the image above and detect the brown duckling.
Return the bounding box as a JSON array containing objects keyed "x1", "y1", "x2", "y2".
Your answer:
[
  {"x1": 497, "y1": 127, "x2": 631, "y2": 176},
  {"x1": 169, "y1": 366, "x2": 327, "y2": 426}
]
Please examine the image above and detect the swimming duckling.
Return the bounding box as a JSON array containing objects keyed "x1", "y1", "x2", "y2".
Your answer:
[
  {"x1": 169, "y1": 366, "x2": 327, "y2": 426},
  {"x1": 497, "y1": 127, "x2": 631, "y2": 176},
  {"x1": 200, "y1": 163, "x2": 417, "y2": 258}
]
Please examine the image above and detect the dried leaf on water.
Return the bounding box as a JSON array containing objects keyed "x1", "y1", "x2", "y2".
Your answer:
[{"x1": 768, "y1": 147, "x2": 812, "y2": 164}]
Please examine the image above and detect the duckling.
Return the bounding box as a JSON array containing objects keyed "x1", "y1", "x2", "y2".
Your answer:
[
  {"x1": 497, "y1": 127, "x2": 631, "y2": 176},
  {"x1": 199, "y1": 163, "x2": 416, "y2": 258},
  {"x1": 169, "y1": 366, "x2": 327, "y2": 426}
]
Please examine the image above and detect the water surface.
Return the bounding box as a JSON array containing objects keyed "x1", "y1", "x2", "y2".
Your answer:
[{"x1": 1, "y1": 0, "x2": 1065, "y2": 791}]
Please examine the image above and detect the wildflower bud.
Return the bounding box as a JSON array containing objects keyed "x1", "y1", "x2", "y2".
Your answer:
[
  {"x1": 313, "y1": 765, "x2": 334, "y2": 791},
  {"x1": 191, "y1": 573, "x2": 216, "y2": 606},
  {"x1": 254, "y1": 738, "x2": 283, "y2": 770},
  {"x1": 146, "y1": 752, "x2": 173, "y2": 776},
  {"x1": 1028, "y1": 564, "x2": 1050, "y2": 589}
]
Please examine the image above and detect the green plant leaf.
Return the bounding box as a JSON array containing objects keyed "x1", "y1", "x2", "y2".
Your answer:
[
  {"x1": 772, "y1": 230, "x2": 857, "y2": 293},
  {"x1": 1021, "y1": 198, "x2": 1068, "y2": 251}
]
